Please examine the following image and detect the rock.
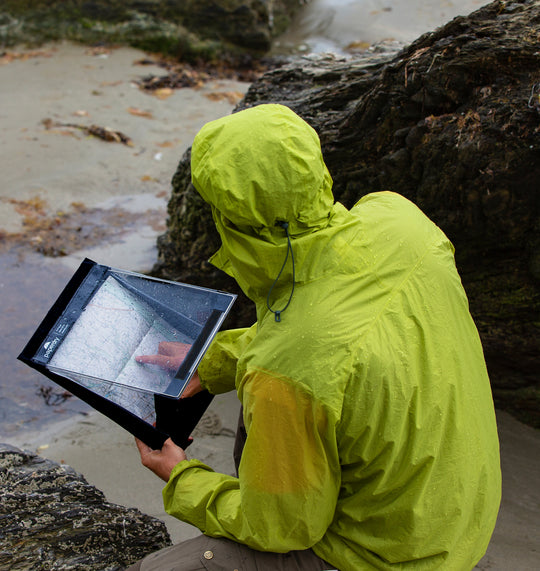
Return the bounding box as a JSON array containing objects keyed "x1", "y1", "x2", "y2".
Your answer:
[
  {"x1": 0, "y1": 444, "x2": 171, "y2": 570},
  {"x1": 0, "y1": 0, "x2": 305, "y2": 61},
  {"x1": 153, "y1": 0, "x2": 540, "y2": 427}
]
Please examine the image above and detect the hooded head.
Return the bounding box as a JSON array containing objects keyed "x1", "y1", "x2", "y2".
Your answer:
[
  {"x1": 191, "y1": 104, "x2": 335, "y2": 308},
  {"x1": 192, "y1": 104, "x2": 333, "y2": 234}
]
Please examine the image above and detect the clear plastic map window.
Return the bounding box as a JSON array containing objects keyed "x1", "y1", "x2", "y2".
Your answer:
[{"x1": 31, "y1": 260, "x2": 236, "y2": 407}]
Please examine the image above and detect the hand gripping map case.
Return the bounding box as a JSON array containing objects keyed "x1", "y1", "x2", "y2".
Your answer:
[{"x1": 18, "y1": 259, "x2": 236, "y2": 450}]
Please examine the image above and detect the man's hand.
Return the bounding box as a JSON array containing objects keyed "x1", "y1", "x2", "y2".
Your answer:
[
  {"x1": 135, "y1": 437, "x2": 187, "y2": 482},
  {"x1": 181, "y1": 374, "x2": 202, "y2": 398},
  {"x1": 136, "y1": 341, "x2": 190, "y2": 371},
  {"x1": 136, "y1": 342, "x2": 203, "y2": 398}
]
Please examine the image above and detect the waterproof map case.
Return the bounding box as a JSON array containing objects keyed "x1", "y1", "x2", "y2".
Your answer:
[{"x1": 18, "y1": 258, "x2": 236, "y2": 450}]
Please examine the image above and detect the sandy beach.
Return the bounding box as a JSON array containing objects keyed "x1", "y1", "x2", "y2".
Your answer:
[
  {"x1": 0, "y1": 41, "x2": 248, "y2": 266},
  {"x1": 2, "y1": 42, "x2": 539, "y2": 570}
]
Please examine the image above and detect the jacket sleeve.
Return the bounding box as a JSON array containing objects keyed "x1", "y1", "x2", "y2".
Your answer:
[
  {"x1": 162, "y1": 368, "x2": 341, "y2": 552},
  {"x1": 196, "y1": 324, "x2": 256, "y2": 394}
]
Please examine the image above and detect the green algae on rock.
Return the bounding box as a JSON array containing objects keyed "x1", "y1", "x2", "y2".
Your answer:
[{"x1": 0, "y1": 0, "x2": 306, "y2": 62}]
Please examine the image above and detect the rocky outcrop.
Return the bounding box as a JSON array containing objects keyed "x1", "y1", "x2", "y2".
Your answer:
[
  {"x1": 0, "y1": 0, "x2": 304, "y2": 61},
  {"x1": 154, "y1": 0, "x2": 540, "y2": 427},
  {"x1": 0, "y1": 444, "x2": 170, "y2": 570}
]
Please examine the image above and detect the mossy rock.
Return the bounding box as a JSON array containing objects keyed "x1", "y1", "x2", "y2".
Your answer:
[{"x1": 0, "y1": 0, "x2": 305, "y2": 62}]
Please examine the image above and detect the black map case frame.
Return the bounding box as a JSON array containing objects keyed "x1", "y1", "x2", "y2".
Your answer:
[{"x1": 18, "y1": 258, "x2": 236, "y2": 450}]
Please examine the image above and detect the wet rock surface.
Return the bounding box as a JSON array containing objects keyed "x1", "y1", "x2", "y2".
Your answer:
[
  {"x1": 0, "y1": 443, "x2": 171, "y2": 570},
  {"x1": 154, "y1": 0, "x2": 540, "y2": 427}
]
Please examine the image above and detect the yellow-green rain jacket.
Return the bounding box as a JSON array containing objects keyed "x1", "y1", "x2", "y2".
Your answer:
[{"x1": 163, "y1": 104, "x2": 501, "y2": 570}]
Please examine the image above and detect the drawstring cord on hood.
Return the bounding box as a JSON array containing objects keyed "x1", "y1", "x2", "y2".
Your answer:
[{"x1": 266, "y1": 222, "x2": 295, "y2": 322}]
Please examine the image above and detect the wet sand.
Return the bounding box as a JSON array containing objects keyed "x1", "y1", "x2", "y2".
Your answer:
[
  {"x1": 2, "y1": 41, "x2": 540, "y2": 570},
  {"x1": 0, "y1": 41, "x2": 247, "y2": 247}
]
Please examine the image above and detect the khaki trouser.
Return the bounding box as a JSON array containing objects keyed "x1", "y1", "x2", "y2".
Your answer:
[
  {"x1": 126, "y1": 409, "x2": 335, "y2": 571},
  {"x1": 125, "y1": 534, "x2": 333, "y2": 570}
]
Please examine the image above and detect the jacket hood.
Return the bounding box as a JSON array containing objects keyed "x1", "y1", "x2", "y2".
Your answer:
[{"x1": 191, "y1": 104, "x2": 340, "y2": 308}]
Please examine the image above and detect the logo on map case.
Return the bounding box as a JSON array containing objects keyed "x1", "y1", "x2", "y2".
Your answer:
[{"x1": 43, "y1": 337, "x2": 61, "y2": 359}]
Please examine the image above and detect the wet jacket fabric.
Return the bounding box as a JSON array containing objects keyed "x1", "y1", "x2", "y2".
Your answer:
[{"x1": 162, "y1": 104, "x2": 501, "y2": 570}]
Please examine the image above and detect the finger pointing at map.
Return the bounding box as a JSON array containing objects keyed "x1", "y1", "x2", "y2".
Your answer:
[
  {"x1": 136, "y1": 341, "x2": 191, "y2": 371},
  {"x1": 136, "y1": 342, "x2": 203, "y2": 398}
]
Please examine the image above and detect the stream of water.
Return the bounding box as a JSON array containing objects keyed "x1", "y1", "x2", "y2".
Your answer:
[{"x1": 272, "y1": 0, "x2": 484, "y2": 55}]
